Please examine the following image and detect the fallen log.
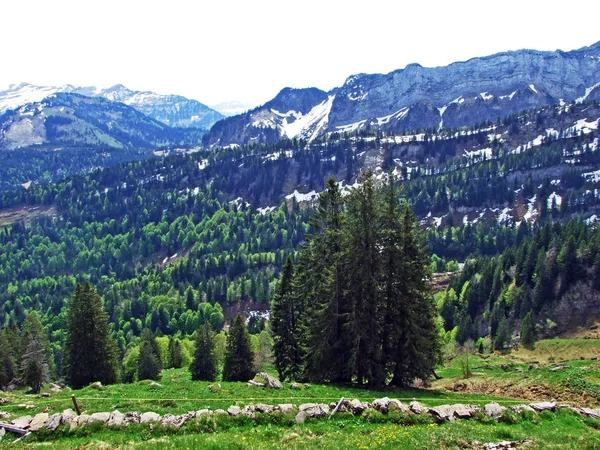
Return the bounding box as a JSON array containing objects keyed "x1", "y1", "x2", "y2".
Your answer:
[{"x1": 0, "y1": 421, "x2": 28, "y2": 435}]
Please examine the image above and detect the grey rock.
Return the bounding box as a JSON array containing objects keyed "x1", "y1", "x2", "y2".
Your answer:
[
  {"x1": 241, "y1": 405, "x2": 255, "y2": 417},
  {"x1": 247, "y1": 380, "x2": 265, "y2": 388},
  {"x1": 295, "y1": 410, "x2": 307, "y2": 424},
  {"x1": 372, "y1": 397, "x2": 391, "y2": 414},
  {"x1": 49, "y1": 383, "x2": 62, "y2": 393},
  {"x1": 125, "y1": 411, "x2": 141, "y2": 424},
  {"x1": 45, "y1": 413, "x2": 62, "y2": 431},
  {"x1": 254, "y1": 372, "x2": 283, "y2": 389},
  {"x1": 255, "y1": 404, "x2": 275, "y2": 414},
  {"x1": 227, "y1": 405, "x2": 241, "y2": 417},
  {"x1": 161, "y1": 414, "x2": 186, "y2": 427},
  {"x1": 77, "y1": 414, "x2": 91, "y2": 426},
  {"x1": 290, "y1": 382, "x2": 302, "y2": 390},
  {"x1": 529, "y1": 402, "x2": 556, "y2": 412},
  {"x1": 429, "y1": 405, "x2": 456, "y2": 422},
  {"x1": 299, "y1": 403, "x2": 330, "y2": 418},
  {"x1": 484, "y1": 402, "x2": 506, "y2": 418},
  {"x1": 511, "y1": 404, "x2": 535, "y2": 413},
  {"x1": 0, "y1": 427, "x2": 5, "y2": 440},
  {"x1": 61, "y1": 409, "x2": 76, "y2": 425},
  {"x1": 29, "y1": 413, "x2": 49, "y2": 431},
  {"x1": 89, "y1": 381, "x2": 103, "y2": 390},
  {"x1": 388, "y1": 399, "x2": 410, "y2": 414},
  {"x1": 409, "y1": 401, "x2": 426, "y2": 414},
  {"x1": 140, "y1": 412, "x2": 161, "y2": 423},
  {"x1": 89, "y1": 412, "x2": 110, "y2": 424},
  {"x1": 196, "y1": 409, "x2": 211, "y2": 416},
  {"x1": 107, "y1": 410, "x2": 125, "y2": 427},
  {"x1": 349, "y1": 399, "x2": 369, "y2": 415},
  {"x1": 277, "y1": 403, "x2": 294, "y2": 414},
  {"x1": 11, "y1": 415, "x2": 33, "y2": 429},
  {"x1": 213, "y1": 409, "x2": 227, "y2": 415},
  {"x1": 452, "y1": 404, "x2": 480, "y2": 419},
  {"x1": 580, "y1": 407, "x2": 600, "y2": 419},
  {"x1": 0, "y1": 412, "x2": 10, "y2": 420}
]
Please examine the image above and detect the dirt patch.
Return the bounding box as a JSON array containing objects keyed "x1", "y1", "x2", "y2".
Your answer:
[{"x1": 0, "y1": 203, "x2": 56, "y2": 227}]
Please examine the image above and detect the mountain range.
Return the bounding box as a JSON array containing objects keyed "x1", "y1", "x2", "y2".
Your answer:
[
  {"x1": 203, "y1": 41, "x2": 600, "y2": 147},
  {"x1": 0, "y1": 83, "x2": 224, "y2": 130}
]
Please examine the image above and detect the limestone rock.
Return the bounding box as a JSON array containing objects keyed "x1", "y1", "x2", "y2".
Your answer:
[
  {"x1": 89, "y1": 412, "x2": 110, "y2": 424},
  {"x1": 254, "y1": 372, "x2": 283, "y2": 389},
  {"x1": 0, "y1": 427, "x2": 5, "y2": 441},
  {"x1": 45, "y1": 413, "x2": 62, "y2": 431},
  {"x1": 11, "y1": 415, "x2": 33, "y2": 429},
  {"x1": 484, "y1": 402, "x2": 506, "y2": 418},
  {"x1": 125, "y1": 411, "x2": 141, "y2": 424},
  {"x1": 89, "y1": 381, "x2": 103, "y2": 390},
  {"x1": 388, "y1": 399, "x2": 410, "y2": 414},
  {"x1": 49, "y1": 383, "x2": 62, "y2": 393},
  {"x1": 349, "y1": 399, "x2": 369, "y2": 415},
  {"x1": 295, "y1": 410, "x2": 307, "y2": 424},
  {"x1": 409, "y1": 401, "x2": 426, "y2": 414},
  {"x1": 241, "y1": 405, "x2": 255, "y2": 417},
  {"x1": 29, "y1": 413, "x2": 50, "y2": 431},
  {"x1": 277, "y1": 403, "x2": 294, "y2": 414},
  {"x1": 196, "y1": 409, "x2": 211, "y2": 416},
  {"x1": 214, "y1": 409, "x2": 227, "y2": 415},
  {"x1": 140, "y1": 412, "x2": 161, "y2": 423},
  {"x1": 510, "y1": 404, "x2": 535, "y2": 413},
  {"x1": 227, "y1": 405, "x2": 241, "y2": 416},
  {"x1": 0, "y1": 412, "x2": 10, "y2": 420},
  {"x1": 255, "y1": 404, "x2": 275, "y2": 414},
  {"x1": 60, "y1": 408, "x2": 77, "y2": 425},
  {"x1": 529, "y1": 402, "x2": 556, "y2": 412},
  {"x1": 580, "y1": 407, "x2": 600, "y2": 419},
  {"x1": 429, "y1": 405, "x2": 455, "y2": 422},
  {"x1": 107, "y1": 410, "x2": 125, "y2": 427},
  {"x1": 161, "y1": 414, "x2": 186, "y2": 427},
  {"x1": 372, "y1": 397, "x2": 391, "y2": 413},
  {"x1": 248, "y1": 380, "x2": 265, "y2": 387},
  {"x1": 452, "y1": 404, "x2": 480, "y2": 419},
  {"x1": 299, "y1": 403, "x2": 330, "y2": 418},
  {"x1": 290, "y1": 382, "x2": 302, "y2": 390}
]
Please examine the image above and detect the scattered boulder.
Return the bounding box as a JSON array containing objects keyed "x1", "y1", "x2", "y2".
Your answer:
[
  {"x1": 484, "y1": 402, "x2": 506, "y2": 418},
  {"x1": 196, "y1": 409, "x2": 211, "y2": 416},
  {"x1": 0, "y1": 398, "x2": 8, "y2": 405},
  {"x1": 108, "y1": 411, "x2": 125, "y2": 427},
  {"x1": 0, "y1": 412, "x2": 10, "y2": 420},
  {"x1": 409, "y1": 401, "x2": 426, "y2": 414},
  {"x1": 529, "y1": 402, "x2": 556, "y2": 412},
  {"x1": 0, "y1": 427, "x2": 5, "y2": 441},
  {"x1": 49, "y1": 383, "x2": 62, "y2": 393},
  {"x1": 227, "y1": 406, "x2": 241, "y2": 417},
  {"x1": 17, "y1": 404, "x2": 35, "y2": 410},
  {"x1": 290, "y1": 382, "x2": 302, "y2": 390},
  {"x1": 295, "y1": 410, "x2": 307, "y2": 424},
  {"x1": 241, "y1": 405, "x2": 255, "y2": 417},
  {"x1": 214, "y1": 409, "x2": 227, "y2": 415},
  {"x1": 278, "y1": 404, "x2": 294, "y2": 414},
  {"x1": 207, "y1": 383, "x2": 221, "y2": 392},
  {"x1": 247, "y1": 380, "x2": 265, "y2": 388},
  {"x1": 41, "y1": 393, "x2": 51, "y2": 398},
  {"x1": 254, "y1": 372, "x2": 283, "y2": 389},
  {"x1": 161, "y1": 414, "x2": 186, "y2": 427},
  {"x1": 45, "y1": 413, "x2": 62, "y2": 431},
  {"x1": 149, "y1": 381, "x2": 162, "y2": 388},
  {"x1": 11, "y1": 415, "x2": 33, "y2": 429},
  {"x1": 372, "y1": 397, "x2": 391, "y2": 413},
  {"x1": 89, "y1": 381, "x2": 103, "y2": 390},
  {"x1": 510, "y1": 404, "x2": 535, "y2": 413},
  {"x1": 29, "y1": 413, "x2": 50, "y2": 431},
  {"x1": 580, "y1": 407, "x2": 600, "y2": 419},
  {"x1": 140, "y1": 412, "x2": 161, "y2": 423}
]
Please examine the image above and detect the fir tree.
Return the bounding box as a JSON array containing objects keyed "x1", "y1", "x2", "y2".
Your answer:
[
  {"x1": 0, "y1": 331, "x2": 15, "y2": 388},
  {"x1": 222, "y1": 315, "x2": 255, "y2": 382},
  {"x1": 19, "y1": 312, "x2": 55, "y2": 379},
  {"x1": 190, "y1": 321, "x2": 218, "y2": 381},
  {"x1": 138, "y1": 337, "x2": 162, "y2": 381},
  {"x1": 494, "y1": 317, "x2": 511, "y2": 350},
  {"x1": 271, "y1": 256, "x2": 304, "y2": 381},
  {"x1": 520, "y1": 310, "x2": 536, "y2": 348},
  {"x1": 63, "y1": 282, "x2": 118, "y2": 389}
]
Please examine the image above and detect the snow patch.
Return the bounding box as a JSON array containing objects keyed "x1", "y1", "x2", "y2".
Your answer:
[
  {"x1": 285, "y1": 190, "x2": 319, "y2": 203},
  {"x1": 529, "y1": 84, "x2": 538, "y2": 94},
  {"x1": 257, "y1": 206, "x2": 276, "y2": 215},
  {"x1": 575, "y1": 81, "x2": 600, "y2": 104},
  {"x1": 547, "y1": 192, "x2": 562, "y2": 208}
]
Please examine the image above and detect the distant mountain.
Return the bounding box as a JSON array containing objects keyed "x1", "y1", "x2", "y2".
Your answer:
[
  {"x1": 0, "y1": 83, "x2": 224, "y2": 130},
  {"x1": 0, "y1": 92, "x2": 204, "y2": 151},
  {"x1": 203, "y1": 41, "x2": 600, "y2": 147},
  {"x1": 210, "y1": 101, "x2": 256, "y2": 116}
]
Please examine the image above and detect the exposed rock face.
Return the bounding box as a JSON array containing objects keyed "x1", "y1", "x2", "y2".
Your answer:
[{"x1": 204, "y1": 41, "x2": 600, "y2": 147}]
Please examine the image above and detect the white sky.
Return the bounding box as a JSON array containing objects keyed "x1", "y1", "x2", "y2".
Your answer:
[{"x1": 0, "y1": 0, "x2": 599, "y2": 107}]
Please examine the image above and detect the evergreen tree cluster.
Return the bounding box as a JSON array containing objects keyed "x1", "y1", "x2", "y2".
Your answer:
[{"x1": 272, "y1": 173, "x2": 441, "y2": 386}]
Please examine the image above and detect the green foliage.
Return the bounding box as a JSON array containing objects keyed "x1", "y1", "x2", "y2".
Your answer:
[
  {"x1": 63, "y1": 282, "x2": 118, "y2": 389},
  {"x1": 222, "y1": 315, "x2": 255, "y2": 382},
  {"x1": 138, "y1": 329, "x2": 162, "y2": 381},
  {"x1": 190, "y1": 321, "x2": 218, "y2": 382},
  {"x1": 520, "y1": 310, "x2": 536, "y2": 349}
]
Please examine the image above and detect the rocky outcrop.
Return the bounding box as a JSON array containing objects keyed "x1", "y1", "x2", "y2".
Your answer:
[{"x1": 204, "y1": 40, "x2": 600, "y2": 147}]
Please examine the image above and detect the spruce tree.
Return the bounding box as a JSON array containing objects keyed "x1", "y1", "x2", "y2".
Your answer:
[
  {"x1": 63, "y1": 282, "x2": 118, "y2": 389},
  {"x1": 520, "y1": 310, "x2": 536, "y2": 348},
  {"x1": 494, "y1": 317, "x2": 511, "y2": 350},
  {"x1": 167, "y1": 336, "x2": 183, "y2": 369},
  {"x1": 21, "y1": 335, "x2": 49, "y2": 393},
  {"x1": 190, "y1": 321, "x2": 218, "y2": 381},
  {"x1": 138, "y1": 339, "x2": 161, "y2": 381},
  {"x1": 271, "y1": 256, "x2": 303, "y2": 381},
  {"x1": 20, "y1": 312, "x2": 55, "y2": 379},
  {"x1": 0, "y1": 331, "x2": 15, "y2": 389},
  {"x1": 222, "y1": 315, "x2": 255, "y2": 382}
]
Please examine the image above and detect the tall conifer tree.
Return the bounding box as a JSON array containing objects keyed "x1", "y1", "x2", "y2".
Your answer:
[
  {"x1": 63, "y1": 282, "x2": 118, "y2": 389},
  {"x1": 190, "y1": 321, "x2": 218, "y2": 381},
  {"x1": 222, "y1": 315, "x2": 255, "y2": 381}
]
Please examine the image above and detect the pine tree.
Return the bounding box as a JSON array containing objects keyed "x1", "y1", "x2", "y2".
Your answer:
[
  {"x1": 63, "y1": 282, "x2": 118, "y2": 389},
  {"x1": 222, "y1": 315, "x2": 255, "y2": 382},
  {"x1": 190, "y1": 321, "x2": 218, "y2": 381},
  {"x1": 494, "y1": 317, "x2": 511, "y2": 350},
  {"x1": 520, "y1": 310, "x2": 536, "y2": 348},
  {"x1": 271, "y1": 256, "x2": 304, "y2": 381}
]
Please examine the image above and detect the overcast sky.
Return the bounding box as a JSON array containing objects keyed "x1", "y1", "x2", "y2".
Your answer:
[{"x1": 1, "y1": 0, "x2": 599, "y2": 107}]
